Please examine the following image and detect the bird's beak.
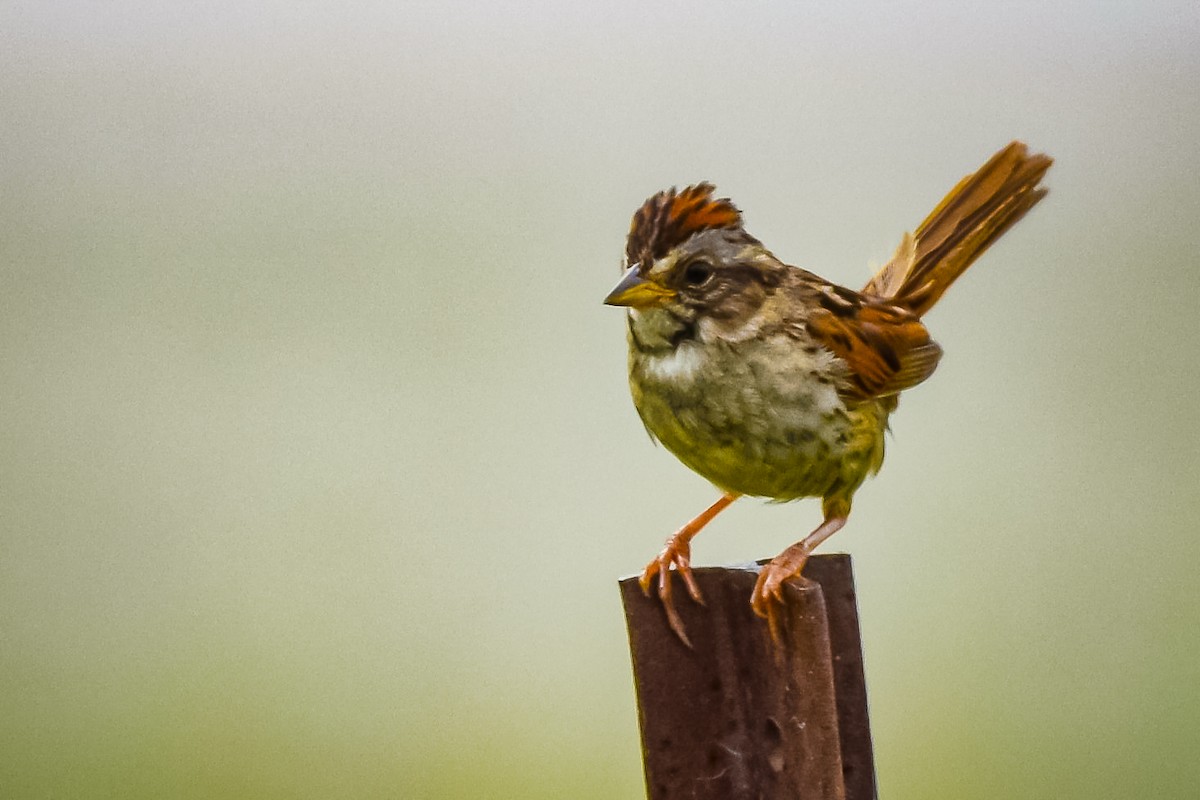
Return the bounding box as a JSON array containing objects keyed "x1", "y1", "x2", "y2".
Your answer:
[{"x1": 603, "y1": 264, "x2": 676, "y2": 308}]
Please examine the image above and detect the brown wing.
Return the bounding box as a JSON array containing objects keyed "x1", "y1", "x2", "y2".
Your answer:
[{"x1": 804, "y1": 281, "x2": 943, "y2": 400}]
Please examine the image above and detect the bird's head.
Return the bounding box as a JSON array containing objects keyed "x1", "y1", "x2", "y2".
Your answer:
[{"x1": 604, "y1": 183, "x2": 784, "y2": 345}]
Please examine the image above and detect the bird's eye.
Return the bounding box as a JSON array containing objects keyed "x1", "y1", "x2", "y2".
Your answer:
[{"x1": 682, "y1": 261, "x2": 712, "y2": 286}]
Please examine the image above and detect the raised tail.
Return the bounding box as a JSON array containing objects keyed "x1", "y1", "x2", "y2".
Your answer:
[{"x1": 863, "y1": 141, "x2": 1052, "y2": 317}]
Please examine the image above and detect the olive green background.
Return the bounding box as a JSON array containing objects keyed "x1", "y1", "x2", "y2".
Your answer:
[{"x1": 3, "y1": 2, "x2": 1199, "y2": 798}]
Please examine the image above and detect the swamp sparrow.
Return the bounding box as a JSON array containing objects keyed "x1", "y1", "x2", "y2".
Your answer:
[{"x1": 604, "y1": 141, "x2": 1052, "y2": 644}]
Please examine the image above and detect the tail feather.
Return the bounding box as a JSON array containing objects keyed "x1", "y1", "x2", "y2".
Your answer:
[{"x1": 864, "y1": 141, "x2": 1052, "y2": 317}]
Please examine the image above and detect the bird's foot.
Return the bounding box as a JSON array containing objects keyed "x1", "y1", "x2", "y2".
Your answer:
[
  {"x1": 751, "y1": 543, "x2": 812, "y2": 645},
  {"x1": 639, "y1": 534, "x2": 705, "y2": 647}
]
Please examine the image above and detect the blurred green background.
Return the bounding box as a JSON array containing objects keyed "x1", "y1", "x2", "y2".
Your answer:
[{"x1": 3, "y1": 2, "x2": 1199, "y2": 798}]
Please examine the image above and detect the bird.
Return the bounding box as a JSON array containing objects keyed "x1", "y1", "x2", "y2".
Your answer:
[{"x1": 603, "y1": 141, "x2": 1052, "y2": 645}]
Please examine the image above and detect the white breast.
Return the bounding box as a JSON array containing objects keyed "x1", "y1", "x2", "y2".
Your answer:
[{"x1": 642, "y1": 343, "x2": 705, "y2": 384}]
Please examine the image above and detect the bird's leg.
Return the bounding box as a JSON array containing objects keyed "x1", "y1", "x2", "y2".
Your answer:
[
  {"x1": 752, "y1": 501, "x2": 849, "y2": 643},
  {"x1": 639, "y1": 492, "x2": 739, "y2": 646}
]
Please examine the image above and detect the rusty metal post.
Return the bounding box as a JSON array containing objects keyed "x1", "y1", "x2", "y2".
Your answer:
[{"x1": 620, "y1": 553, "x2": 876, "y2": 800}]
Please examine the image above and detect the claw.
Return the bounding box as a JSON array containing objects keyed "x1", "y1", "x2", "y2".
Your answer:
[
  {"x1": 639, "y1": 536, "x2": 704, "y2": 648},
  {"x1": 750, "y1": 513, "x2": 849, "y2": 645},
  {"x1": 751, "y1": 561, "x2": 794, "y2": 646},
  {"x1": 661, "y1": 585, "x2": 693, "y2": 649},
  {"x1": 679, "y1": 562, "x2": 705, "y2": 606},
  {"x1": 636, "y1": 493, "x2": 739, "y2": 647}
]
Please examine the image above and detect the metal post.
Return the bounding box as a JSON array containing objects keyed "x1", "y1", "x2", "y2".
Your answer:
[{"x1": 620, "y1": 553, "x2": 876, "y2": 800}]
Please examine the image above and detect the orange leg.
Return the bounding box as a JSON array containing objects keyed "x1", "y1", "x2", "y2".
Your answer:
[
  {"x1": 639, "y1": 492, "x2": 739, "y2": 646},
  {"x1": 751, "y1": 512, "x2": 848, "y2": 643}
]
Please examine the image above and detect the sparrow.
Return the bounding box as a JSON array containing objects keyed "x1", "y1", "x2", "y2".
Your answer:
[{"x1": 604, "y1": 141, "x2": 1052, "y2": 645}]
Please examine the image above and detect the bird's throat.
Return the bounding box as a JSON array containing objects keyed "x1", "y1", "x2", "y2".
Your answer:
[{"x1": 627, "y1": 307, "x2": 696, "y2": 354}]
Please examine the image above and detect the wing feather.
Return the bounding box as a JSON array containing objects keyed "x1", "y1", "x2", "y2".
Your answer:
[{"x1": 804, "y1": 291, "x2": 942, "y2": 400}]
